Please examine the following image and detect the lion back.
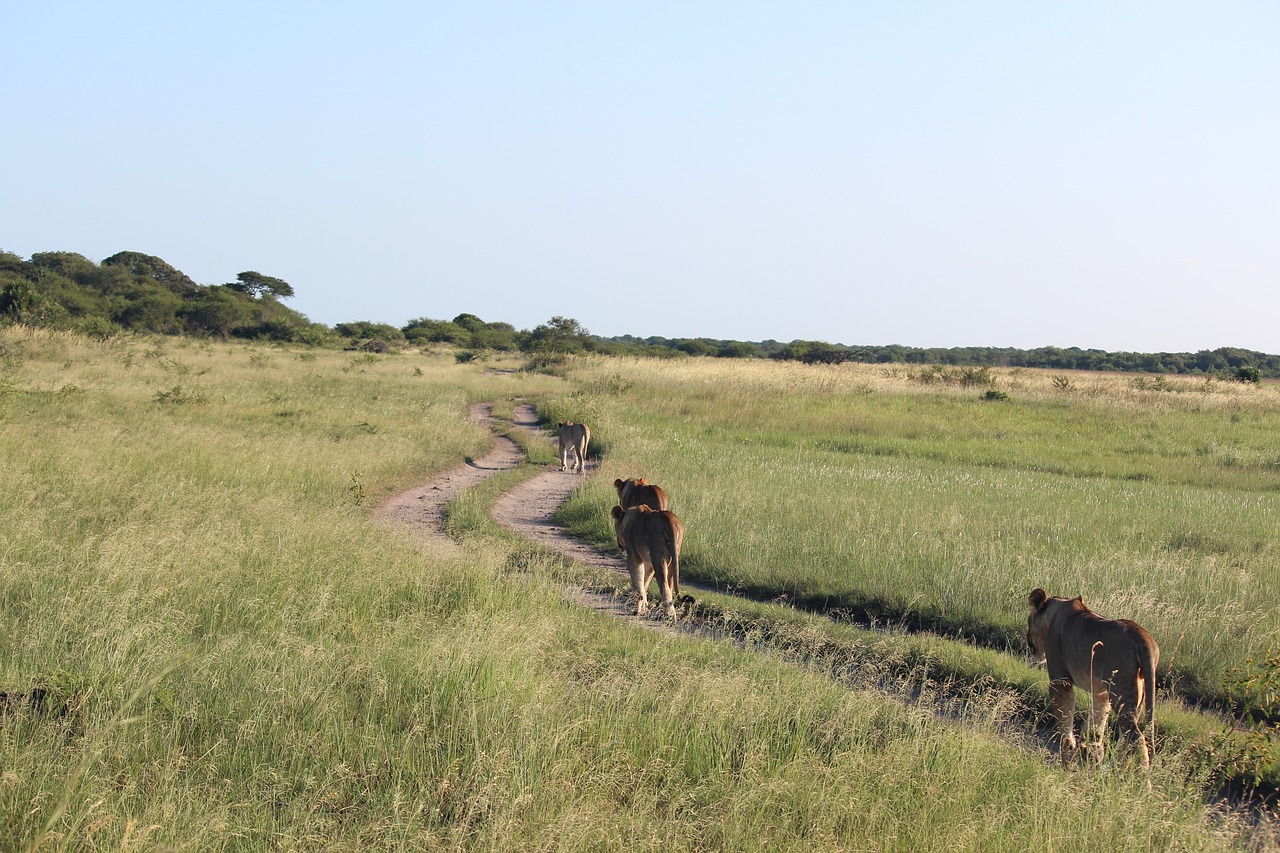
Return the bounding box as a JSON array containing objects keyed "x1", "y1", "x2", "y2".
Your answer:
[
  {"x1": 621, "y1": 506, "x2": 682, "y2": 562},
  {"x1": 558, "y1": 421, "x2": 586, "y2": 445},
  {"x1": 615, "y1": 477, "x2": 670, "y2": 511},
  {"x1": 1063, "y1": 608, "x2": 1158, "y2": 721}
]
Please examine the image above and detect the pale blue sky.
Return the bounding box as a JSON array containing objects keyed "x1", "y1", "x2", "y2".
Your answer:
[{"x1": 3, "y1": 2, "x2": 1277, "y2": 351}]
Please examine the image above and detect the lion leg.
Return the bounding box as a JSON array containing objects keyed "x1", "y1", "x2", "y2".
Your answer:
[
  {"x1": 1086, "y1": 690, "x2": 1111, "y2": 766},
  {"x1": 1118, "y1": 705, "x2": 1151, "y2": 769},
  {"x1": 657, "y1": 559, "x2": 676, "y2": 619},
  {"x1": 559, "y1": 444, "x2": 569, "y2": 471},
  {"x1": 629, "y1": 557, "x2": 649, "y2": 615},
  {"x1": 1049, "y1": 680, "x2": 1079, "y2": 764}
]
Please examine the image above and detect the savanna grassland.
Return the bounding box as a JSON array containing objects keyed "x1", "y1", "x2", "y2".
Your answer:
[
  {"x1": 0, "y1": 326, "x2": 1275, "y2": 850},
  {"x1": 555, "y1": 358, "x2": 1280, "y2": 709}
]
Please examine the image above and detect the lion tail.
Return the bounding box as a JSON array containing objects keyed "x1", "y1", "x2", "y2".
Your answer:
[
  {"x1": 668, "y1": 525, "x2": 681, "y2": 599},
  {"x1": 1138, "y1": 639, "x2": 1157, "y2": 731}
]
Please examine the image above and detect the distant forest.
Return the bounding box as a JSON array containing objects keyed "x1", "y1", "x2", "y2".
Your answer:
[{"x1": 2, "y1": 249, "x2": 1276, "y2": 378}]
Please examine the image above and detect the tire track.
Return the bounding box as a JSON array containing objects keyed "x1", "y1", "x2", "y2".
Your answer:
[
  {"x1": 372, "y1": 402, "x2": 1280, "y2": 827},
  {"x1": 375, "y1": 402, "x2": 647, "y2": 622}
]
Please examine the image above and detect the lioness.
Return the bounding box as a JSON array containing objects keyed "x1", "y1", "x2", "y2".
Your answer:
[
  {"x1": 556, "y1": 421, "x2": 590, "y2": 472},
  {"x1": 613, "y1": 477, "x2": 670, "y2": 511},
  {"x1": 1026, "y1": 588, "x2": 1159, "y2": 767},
  {"x1": 611, "y1": 504, "x2": 683, "y2": 618}
]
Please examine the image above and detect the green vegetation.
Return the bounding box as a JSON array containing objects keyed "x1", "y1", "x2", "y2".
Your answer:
[
  {"x1": 5, "y1": 247, "x2": 1278, "y2": 378},
  {"x1": 0, "y1": 250, "x2": 327, "y2": 343},
  {"x1": 553, "y1": 357, "x2": 1280, "y2": 716},
  {"x1": 2, "y1": 327, "x2": 1271, "y2": 848}
]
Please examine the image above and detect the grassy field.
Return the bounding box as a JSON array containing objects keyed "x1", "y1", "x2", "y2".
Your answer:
[
  {"x1": 553, "y1": 357, "x2": 1280, "y2": 712},
  {"x1": 0, "y1": 327, "x2": 1274, "y2": 849}
]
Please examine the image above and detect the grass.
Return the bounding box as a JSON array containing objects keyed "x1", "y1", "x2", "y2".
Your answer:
[
  {"x1": 552, "y1": 357, "x2": 1280, "y2": 714},
  {"x1": 0, "y1": 328, "x2": 1273, "y2": 849}
]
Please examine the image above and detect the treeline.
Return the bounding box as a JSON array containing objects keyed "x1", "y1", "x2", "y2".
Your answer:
[
  {"x1": 0, "y1": 250, "x2": 609, "y2": 355},
  {"x1": 0, "y1": 250, "x2": 329, "y2": 343},
  {"x1": 588, "y1": 336, "x2": 1277, "y2": 378},
  {"x1": 755, "y1": 339, "x2": 1280, "y2": 379},
  {"x1": 2, "y1": 249, "x2": 1275, "y2": 377}
]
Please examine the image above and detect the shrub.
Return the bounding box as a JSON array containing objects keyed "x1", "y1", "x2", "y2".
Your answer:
[
  {"x1": 1234, "y1": 366, "x2": 1262, "y2": 384},
  {"x1": 958, "y1": 366, "x2": 995, "y2": 387},
  {"x1": 153, "y1": 385, "x2": 209, "y2": 405},
  {"x1": 982, "y1": 389, "x2": 1010, "y2": 402},
  {"x1": 76, "y1": 315, "x2": 122, "y2": 340}
]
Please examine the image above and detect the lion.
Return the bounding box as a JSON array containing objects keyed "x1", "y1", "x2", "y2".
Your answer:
[
  {"x1": 613, "y1": 477, "x2": 670, "y2": 511},
  {"x1": 556, "y1": 421, "x2": 590, "y2": 472},
  {"x1": 611, "y1": 504, "x2": 684, "y2": 618},
  {"x1": 1026, "y1": 588, "x2": 1159, "y2": 768}
]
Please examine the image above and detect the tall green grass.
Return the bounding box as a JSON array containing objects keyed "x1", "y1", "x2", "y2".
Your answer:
[
  {"x1": 0, "y1": 330, "x2": 1266, "y2": 848},
  {"x1": 555, "y1": 357, "x2": 1280, "y2": 709}
]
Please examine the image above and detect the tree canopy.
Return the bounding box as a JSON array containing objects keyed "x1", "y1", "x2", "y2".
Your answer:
[
  {"x1": 226, "y1": 270, "x2": 295, "y2": 300},
  {"x1": 4, "y1": 247, "x2": 1277, "y2": 378},
  {"x1": 0, "y1": 250, "x2": 322, "y2": 342}
]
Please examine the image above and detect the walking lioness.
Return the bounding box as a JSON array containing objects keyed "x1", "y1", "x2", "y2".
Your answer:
[
  {"x1": 556, "y1": 421, "x2": 590, "y2": 472},
  {"x1": 611, "y1": 505, "x2": 683, "y2": 618},
  {"x1": 613, "y1": 477, "x2": 670, "y2": 511},
  {"x1": 1026, "y1": 588, "x2": 1159, "y2": 767}
]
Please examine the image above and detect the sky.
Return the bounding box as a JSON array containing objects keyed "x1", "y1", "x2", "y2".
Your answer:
[{"x1": 3, "y1": 2, "x2": 1278, "y2": 353}]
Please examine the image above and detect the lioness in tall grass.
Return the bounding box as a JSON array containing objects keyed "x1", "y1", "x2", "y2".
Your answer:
[
  {"x1": 557, "y1": 421, "x2": 590, "y2": 472},
  {"x1": 613, "y1": 477, "x2": 670, "y2": 511},
  {"x1": 1026, "y1": 588, "x2": 1159, "y2": 768},
  {"x1": 611, "y1": 504, "x2": 683, "y2": 618}
]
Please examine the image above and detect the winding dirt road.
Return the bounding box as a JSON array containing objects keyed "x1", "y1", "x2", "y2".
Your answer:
[{"x1": 375, "y1": 402, "x2": 643, "y2": 621}]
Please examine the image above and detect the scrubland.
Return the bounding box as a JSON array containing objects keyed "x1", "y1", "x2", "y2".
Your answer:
[{"x1": 0, "y1": 327, "x2": 1274, "y2": 850}]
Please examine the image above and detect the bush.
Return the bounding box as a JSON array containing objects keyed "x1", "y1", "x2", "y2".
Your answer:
[
  {"x1": 982, "y1": 389, "x2": 1010, "y2": 402},
  {"x1": 153, "y1": 385, "x2": 209, "y2": 405},
  {"x1": 1234, "y1": 366, "x2": 1262, "y2": 384},
  {"x1": 76, "y1": 316, "x2": 122, "y2": 340}
]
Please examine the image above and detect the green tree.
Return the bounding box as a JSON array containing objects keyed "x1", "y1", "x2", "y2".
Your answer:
[
  {"x1": 101, "y1": 251, "x2": 199, "y2": 294},
  {"x1": 183, "y1": 288, "x2": 254, "y2": 337},
  {"x1": 28, "y1": 251, "x2": 99, "y2": 282},
  {"x1": 717, "y1": 341, "x2": 763, "y2": 358},
  {"x1": 226, "y1": 270, "x2": 295, "y2": 300},
  {"x1": 522, "y1": 316, "x2": 592, "y2": 354},
  {"x1": 335, "y1": 321, "x2": 404, "y2": 342},
  {"x1": 676, "y1": 339, "x2": 717, "y2": 357},
  {"x1": 451, "y1": 313, "x2": 485, "y2": 332},
  {"x1": 468, "y1": 320, "x2": 518, "y2": 351},
  {"x1": 0, "y1": 279, "x2": 67, "y2": 326},
  {"x1": 402, "y1": 317, "x2": 469, "y2": 345}
]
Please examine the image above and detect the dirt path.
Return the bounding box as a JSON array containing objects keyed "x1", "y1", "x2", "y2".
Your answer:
[
  {"x1": 372, "y1": 405, "x2": 1064, "y2": 741},
  {"x1": 375, "y1": 402, "x2": 643, "y2": 621},
  {"x1": 372, "y1": 405, "x2": 1280, "y2": 827},
  {"x1": 372, "y1": 402, "x2": 524, "y2": 543}
]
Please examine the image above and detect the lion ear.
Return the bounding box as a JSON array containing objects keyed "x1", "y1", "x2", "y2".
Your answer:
[
  {"x1": 1028, "y1": 588, "x2": 1048, "y2": 609},
  {"x1": 614, "y1": 478, "x2": 624, "y2": 488},
  {"x1": 611, "y1": 505, "x2": 624, "y2": 520}
]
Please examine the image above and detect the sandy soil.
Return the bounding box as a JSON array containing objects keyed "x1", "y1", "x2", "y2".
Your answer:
[
  {"x1": 372, "y1": 402, "x2": 524, "y2": 542},
  {"x1": 374, "y1": 402, "x2": 643, "y2": 621}
]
